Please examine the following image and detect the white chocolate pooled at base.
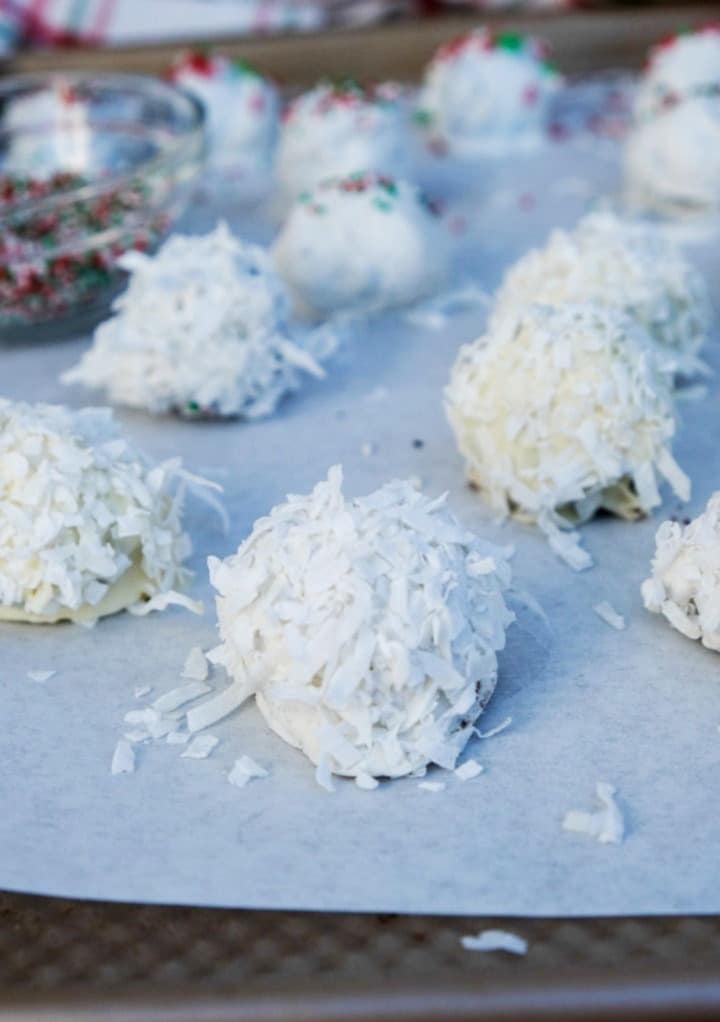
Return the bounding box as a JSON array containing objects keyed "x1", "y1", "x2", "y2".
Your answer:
[
  {"x1": 271, "y1": 172, "x2": 448, "y2": 319},
  {"x1": 275, "y1": 81, "x2": 409, "y2": 208},
  {"x1": 642, "y1": 493, "x2": 720, "y2": 652},
  {"x1": 63, "y1": 223, "x2": 336, "y2": 420},
  {"x1": 0, "y1": 400, "x2": 198, "y2": 623},
  {"x1": 208, "y1": 466, "x2": 514, "y2": 782},
  {"x1": 416, "y1": 28, "x2": 561, "y2": 157},
  {"x1": 491, "y1": 212, "x2": 711, "y2": 378},
  {"x1": 445, "y1": 303, "x2": 689, "y2": 569}
]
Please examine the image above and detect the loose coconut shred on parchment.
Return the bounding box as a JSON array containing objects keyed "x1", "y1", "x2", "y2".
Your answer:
[
  {"x1": 445, "y1": 303, "x2": 690, "y2": 571},
  {"x1": 206, "y1": 466, "x2": 515, "y2": 784},
  {"x1": 0, "y1": 399, "x2": 211, "y2": 623}
]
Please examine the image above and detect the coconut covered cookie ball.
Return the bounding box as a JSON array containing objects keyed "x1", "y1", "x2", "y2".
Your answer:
[
  {"x1": 275, "y1": 81, "x2": 408, "y2": 207},
  {"x1": 169, "y1": 50, "x2": 278, "y2": 179},
  {"x1": 635, "y1": 24, "x2": 720, "y2": 120},
  {"x1": 445, "y1": 304, "x2": 690, "y2": 570},
  {"x1": 208, "y1": 466, "x2": 514, "y2": 784},
  {"x1": 271, "y1": 172, "x2": 448, "y2": 319},
  {"x1": 642, "y1": 494, "x2": 720, "y2": 652},
  {"x1": 0, "y1": 400, "x2": 198, "y2": 624},
  {"x1": 416, "y1": 29, "x2": 561, "y2": 157},
  {"x1": 492, "y1": 213, "x2": 711, "y2": 377},
  {"x1": 63, "y1": 223, "x2": 335, "y2": 420},
  {"x1": 625, "y1": 96, "x2": 720, "y2": 212}
]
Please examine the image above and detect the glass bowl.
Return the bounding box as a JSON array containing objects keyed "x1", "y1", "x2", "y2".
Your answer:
[{"x1": 0, "y1": 72, "x2": 205, "y2": 341}]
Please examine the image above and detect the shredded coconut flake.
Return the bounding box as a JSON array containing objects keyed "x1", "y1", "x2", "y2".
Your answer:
[
  {"x1": 63, "y1": 224, "x2": 336, "y2": 420},
  {"x1": 562, "y1": 782, "x2": 625, "y2": 845},
  {"x1": 475, "y1": 716, "x2": 512, "y2": 740},
  {"x1": 111, "y1": 738, "x2": 135, "y2": 775},
  {"x1": 593, "y1": 600, "x2": 626, "y2": 631},
  {"x1": 27, "y1": 670, "x2": 55, "y2": 683},
  {"x1": 152, "y1": 681, "x2": 211, "y2": 715},
  {"x1": 209, "y1": 466, "x2": 515, "y2": 782},
  {"x1": 460, "y1": 930, "x2": 528, "y2": 954},
  {"x1": 182, "y1": 646, "x2": 209, "y2": 681},
  {"x1": 134, "y1": 686, "x2": 152, "y2": 699},
  {"x1": 228, "y1": 754, "x2": 268, "y2": 788},
  {"x1": 418, "y1": 780, "x2": 446, "y2": 793},
  {"x1": 454, "y1": 759, "x2": 484, "y2": 781},
  {"x1": 181, "y1": 734, "x2": 219, "y2": 759},
  {"x1": 166, "y1": 731, "x2": 191, "y2": 745},
  {"x1": 355, "y1": 772, "x2": 379, "y2": 790}
]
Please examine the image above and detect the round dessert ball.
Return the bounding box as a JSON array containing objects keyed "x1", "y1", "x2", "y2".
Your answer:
[
  {"x1": 491, "y1": 212, "x2": 711, "y2": 378},
  {"x1": 642, "y1": 493, "x2": 720, "y2": 652},
  {"x1": 416, "y1": 28, "x2": 562, "y2": 157},
  {"x1": 275, "y1": 81, "x2": 408, "y2": 207},
  {"x1": 169, "y1": 50, "x2": 279, "y2": 179},
  {"x1": 208, "y1": 466, "x2": 514, "y2": 781},
  {"x1": 445, "y1": 304, "x2": 690, "y2": 563},
  {"x1": 271, "y1": 172, "x2": 448, "y2": 319},
  {"x1": 0, "y1": 399, "x2": 195, "y2": 624},
  {"x1": 634, "y1": 24, "x2": 720, "y2": 120},
  {"x1": 625, "y1": 95, "x2": 720, "y2": 212},
  {"x1": 63, "y1": 223, "x2": 336, "y2": 420}
]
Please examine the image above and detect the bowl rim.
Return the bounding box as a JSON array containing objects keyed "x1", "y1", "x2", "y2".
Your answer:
[{"x1": 0, "y1": 70, "x2": 206, "y2": 223}]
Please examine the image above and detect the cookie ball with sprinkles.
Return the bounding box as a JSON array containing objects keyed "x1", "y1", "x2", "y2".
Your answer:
[
  {"x1": 0, "y1": 400, "x2": 201, "y2": 624},
  {"x1": 208, "y1": 466, "x2": 514, "y2": 785},
  {"x1": 169, "y1": 50, "x2": 279, "y2": 181},
  {"x1": 642, "y1": 493, "x2": 720, "y2": 652},
  {"x1": 275, "y1": 80, "x2": 409, "y2": 207},
  {"x1": 63, "y1": 222, "x2": 336, "y2": 420},
  {"x1": 271, "y1": 172, "x2": 448, "y2": 319},
  {"x1": 634, "y1": 23, "x2": 720, "y2": 120},
  {"x1": 491, "y1": 212, "x2": 711, "y2": 378},
  {"x1": 416, "y1": 28, "x2": 562, "y2": 157},
  {"x1": 445, "y1": 303, "x2": 690, "y2": 570}
]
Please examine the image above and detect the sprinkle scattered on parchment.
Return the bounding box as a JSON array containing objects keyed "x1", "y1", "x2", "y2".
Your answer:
[
  {"x1": 460, "y1": 930, "x2": 528, "y2": 954},
  {"x1": 563, "y1": 782, "x2": 625, "y2": 845}
]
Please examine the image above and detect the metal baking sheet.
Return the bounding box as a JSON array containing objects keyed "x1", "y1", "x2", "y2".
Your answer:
[{"x1": 2, "y1": 84, "x2": 720, "y2": 914}]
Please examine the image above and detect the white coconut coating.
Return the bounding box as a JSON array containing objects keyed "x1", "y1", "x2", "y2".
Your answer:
[
  {"x1": 0, "y1": 399, "x2": 193, "y2": 622},
  {"x1": 169, "y1": 51, "x2": 279, "y2": 175},
  {"x1": 625, "y1": 95, "x2": 720, "y2": 211},
  {"x1": 446, "y1": 303, "x2": 689, "y2": 540},
  {"x1": 416, "y1": 29, "x2": 561, "y2": 157},
  {"x1": 63, "y1": 223, "x2": 335, "y2": 420},
  {"x1": 635, "y1": 25, "x2": 720, "y2": 119},
  {"x1": 208, "y1": 466, "x2": 514, "y2": 781},
  {"x1": 271, "y1": 172, "x2": 448, "y2": 319},
  {"x1": 642, "y1": 494, "x2": 720, "y2": 652},
  {"x1": 275, "y1": 81, "x2": 408, "y2": 207},
  {"x1": 492, "y1": 212, "x2": 710, "y2": 377}
]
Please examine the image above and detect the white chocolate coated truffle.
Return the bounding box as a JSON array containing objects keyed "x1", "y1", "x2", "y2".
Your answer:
[
  {"x1": 208, "y1": 466, "x2": 514, "y2": 781},
  {"x1": 63, "y1": 223, "x2": 335, "y2": 420},
  {"x1": 625, "y1": 96, "x2": 720, "y2": 211},
  {"x1": 416, "y1": 29, "x2": 561, "y2": 157},
  {"x1": 271, "y1": 172, "x2": 448, "y2": 319},
  {"x1": 635, "y1": 25, "x2": 720, "y2": 119},
  {"x1": 492, "y1": 212, "x2": 710, "y2": 377},
  {"x1": 446, "y1": 304, "x2": 689, "y2": 564},
  {"x1": 0, "y1": 400, "x2": 193, "y2": 623},
  {"x1": 642, "y1": 494, "x2": 720, "y2": 652},
  {"x1": 169, "y1": 51, "x2": 278, "y2": 177},
  {"x1": 275, "y1": 81, "x2": 408, "y2": 207}
]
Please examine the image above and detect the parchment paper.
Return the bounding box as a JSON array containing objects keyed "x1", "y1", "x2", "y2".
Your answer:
[{"x1": 2, "y1": 90, "x2": 720, "y2": 915}]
